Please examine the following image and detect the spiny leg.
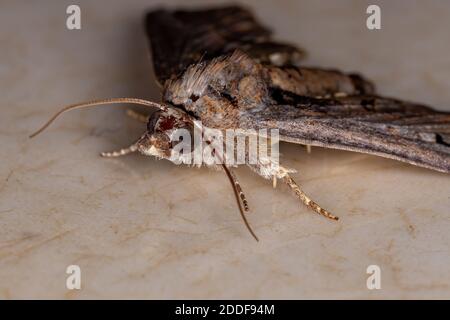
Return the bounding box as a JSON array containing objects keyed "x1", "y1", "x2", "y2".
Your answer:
[
  {"x1": 100, "y1": 144, "x2": 138, "y2": 158},
  {"x1": 283, "y1": 173, "x2": 338, "y2": 221},
  {"x1": 221, "y1": 164, "x2": 257, "y2": 241},
  {"x1": 227, "y1": 167, "x2": 249, "y2": 212},
  {"x1": 203, "y1": 130, "x2": 255, "y2": 239},
  {"x1": 126, "y1": 109, "x2": 149, "y2": 123}
]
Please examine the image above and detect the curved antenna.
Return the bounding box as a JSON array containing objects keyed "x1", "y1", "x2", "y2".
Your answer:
[
  {"x1": 29, "y1": 98, "x2": 167, "y2": 138},
  {"x1": 221, "y1": 164, "x2": 259, "y2": 242}
]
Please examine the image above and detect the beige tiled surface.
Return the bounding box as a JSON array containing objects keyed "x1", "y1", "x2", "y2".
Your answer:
[{"x1": 1, "y1": 0, "x2": 449, "y2": 299}]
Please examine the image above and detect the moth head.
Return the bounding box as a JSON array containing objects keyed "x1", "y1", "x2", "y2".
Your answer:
[
  {"x1": 29, "y1": 98, "x2": 194, "y2": 162},
  {"x1": 137, "y1": 108, "x2": 194, "y2": 160}
]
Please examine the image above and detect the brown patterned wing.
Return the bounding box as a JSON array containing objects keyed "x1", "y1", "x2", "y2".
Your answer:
[
  {"x1": 145, "y1": 6, "x2": 306, "y2": 84},
  {"x1": 161, "y1": 49, "x2": 449, "y2": 173},
  {"x1": 148, "y1": 7, "x2": 450, "y2": 173},
  {"x1": 243, "y1": 92, "x2": 450, "y2": 173}
]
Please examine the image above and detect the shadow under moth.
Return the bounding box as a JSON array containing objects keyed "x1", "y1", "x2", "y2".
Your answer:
[{"x1": 31, "y1": 6, "x2": 450, "y2": 241}]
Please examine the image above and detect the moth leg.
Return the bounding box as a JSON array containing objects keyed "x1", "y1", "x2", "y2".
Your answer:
[
  {"x1": 283, "y1": 173, "x2": 339, "y2": 221},
  {"x1": 100, "y1": 143, "x2": 138, "y2": 158},
  {"x1": 225, "y1": 166, "x2": 249, "y2": 212},
  {"x1": 306, "y1": 145, "x2": 312, "y2": 154},
  {"x1": 221, "y1": 164, "x2": 258, "y2": 241},
  {"x1": 126, "y1": 109, "x2": 149, "y2": 123}
]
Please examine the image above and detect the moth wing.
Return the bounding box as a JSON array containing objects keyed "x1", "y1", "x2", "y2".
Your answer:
[
  {"x1": 241, "y1": 93, "x2": 450, "y2": 173},
  {"x1": 145, "y1": 7, "x2": 449, "y2": 173},
  {"x1": 145, "y1": 6, "x2": 306, "y2": 84}
]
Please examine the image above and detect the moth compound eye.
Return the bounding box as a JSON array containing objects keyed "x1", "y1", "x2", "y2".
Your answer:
[{"x1": 147, "y1": 111, "x2": 161, "y2": 133}]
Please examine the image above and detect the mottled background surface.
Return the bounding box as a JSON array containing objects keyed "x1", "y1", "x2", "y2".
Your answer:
[{"x1": 1, "y1": 0, "x2": 449, "y2": 299}]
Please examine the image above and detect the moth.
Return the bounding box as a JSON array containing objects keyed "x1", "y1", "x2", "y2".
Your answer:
[{"x1": 31, "y1": 6, "x2": 450, "y2": 241}]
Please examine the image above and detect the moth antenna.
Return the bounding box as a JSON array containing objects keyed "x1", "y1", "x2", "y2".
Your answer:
[
  {"x1": 29, "y1": 98, "x2": 167, "y2": 138},
  {"x1": 221, "y1": 164, "x2": 258, "y2": 242}
]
